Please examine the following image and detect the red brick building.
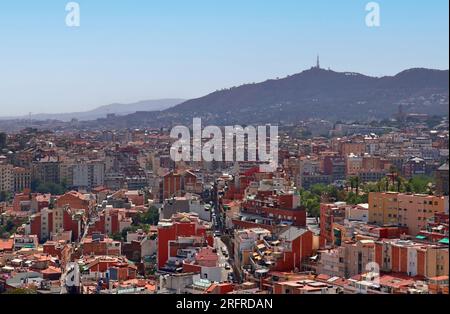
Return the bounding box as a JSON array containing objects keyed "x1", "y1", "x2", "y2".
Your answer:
[
  {"x1": 56, "y1": 191, "x2": 93, "y2": 210},
  {"x1": 233, "y1": 192, "x2": 306, "y2": 231},
  {"x1": 157, "y1": 213, "x2": 213, "y2": 269},
  {"x1": 162, "y1": 170, "x2": 201, "y2": 200},
  {"x1": 81, "y1": 233, "x2": 121, "y2": 256}
]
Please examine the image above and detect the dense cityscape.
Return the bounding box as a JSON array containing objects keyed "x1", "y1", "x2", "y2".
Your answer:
[
  {"x1": 0, "y1": 106, "x2": 448, "y2": 295},
  {"x1": 0, "y1": 1, "x2": 449, "y2": 306}
]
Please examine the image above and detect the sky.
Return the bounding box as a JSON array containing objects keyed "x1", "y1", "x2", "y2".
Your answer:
[{"x1": 0, "y1": 0, "x2": 448, "y2": 116}]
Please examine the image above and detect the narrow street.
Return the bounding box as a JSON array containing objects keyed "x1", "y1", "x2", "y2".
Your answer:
[{"x1": 214, "y1": 236, "x2": 233, "y2": 282}]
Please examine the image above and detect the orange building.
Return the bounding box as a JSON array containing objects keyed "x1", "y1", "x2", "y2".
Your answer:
[
  {"x1": 369, "y1": 192, "x2": 447, "y2": 235},
  {"x1": 339, "y1": 141, "x2": 366, "y2": 157}
]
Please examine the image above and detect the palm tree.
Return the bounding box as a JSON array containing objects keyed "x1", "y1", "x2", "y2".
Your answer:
[
  {"x1": 348, "y1": 176, "x2": 359, "y2": 193},
  {"x1": 378, "y1": 177, "x2": 389, "y2": 192},
  {"x1": 396, "y1": 177, "x2": 402, "y2": 192},
  {"x1": 355, "y1": 176, "x2": 360, "y2": 195}
]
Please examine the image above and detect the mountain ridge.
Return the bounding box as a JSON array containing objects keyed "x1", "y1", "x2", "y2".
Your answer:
[
  {"x1": 1, "y1": 67, "x2": 448, "y2": 128},
  {"x1": 150, "y1": 67, "x2": 448, "y2": 125},
  {"x1": 0, "y1": 98, "x2": 186, "y2": 122}
]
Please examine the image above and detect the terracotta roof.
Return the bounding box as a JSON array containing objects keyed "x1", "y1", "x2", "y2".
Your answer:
[
  {"x1": 41, "y1": 266, "x2": 62, "y2": 275},
  {"x1": 0, "y1": 239, "x2": 14, "y2": 251},
  {"x1": 379, "y1": 275, "x2": 414, "y2": 288},
  {"x1": 316, "y1": 274, "x2": 331, "y2": 281}
]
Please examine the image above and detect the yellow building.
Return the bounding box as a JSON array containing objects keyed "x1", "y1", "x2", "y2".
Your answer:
[
  {"x1": 368, "y1": 192, "x2": 447, "y2": 235},
  {"x1": 369, "y1": 192, "x2": 400, "y2": 226}
]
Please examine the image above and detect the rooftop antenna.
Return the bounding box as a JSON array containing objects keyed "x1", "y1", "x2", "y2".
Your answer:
[{"x1": 316, "y1": 54, "x2": 320, "y2": 69}]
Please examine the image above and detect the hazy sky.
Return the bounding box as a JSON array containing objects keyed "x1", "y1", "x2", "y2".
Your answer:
[{"x1": 0, "y1": 0, "x2": 448, "y2": 116}]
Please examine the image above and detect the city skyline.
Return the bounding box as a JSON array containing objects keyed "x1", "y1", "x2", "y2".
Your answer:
[
  {"x1": 0, "y1": 0, "x2": 448, "y2": 302},
  {"x1": 0, "y1": 0, "x2": 448, "y2": 116}
]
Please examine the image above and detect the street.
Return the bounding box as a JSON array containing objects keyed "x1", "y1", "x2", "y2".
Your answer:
[{"x1": 214, "y1": 236, "x2": 233, "y2": 282}]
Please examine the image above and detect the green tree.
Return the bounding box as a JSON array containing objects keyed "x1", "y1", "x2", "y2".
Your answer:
[
  {"x1": 0, "y1": 191, "x2": 11, "y2": 202},
  {"x1": 36, "y1": 182, "x2": 67, "y2": 195},
  {"x1": 133, "y1": 206, "x2": 159, "y2": 226},
  {"x1": 300, "y1": 190, "x2": 321, "y2": 219},
  {"x1": 409, "y1": 176, "x2": 434, "y2": 194},
  {"x1": 112, "y1": 232, "x2": 123, "y2": 241}
]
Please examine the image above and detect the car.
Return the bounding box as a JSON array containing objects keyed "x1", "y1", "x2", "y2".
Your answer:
[{"x1": 225, "y1": 264, "x2": 231, "y2": 270}]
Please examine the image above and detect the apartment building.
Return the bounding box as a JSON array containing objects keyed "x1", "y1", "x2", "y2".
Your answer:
[
  {"x1": 32, "y1": 156, "x2": 60, "y2": 185},
  {"x1": 316, "y1": 239, "x2": 376, "y2": 278},
  {"x1": 12, "y1": 167, "x2": 31, "y2": 193},
  {"x1": 72, "y1": 160, "x2": 105, "y2": 190},
  {"x1": 0, "y1": 161, "x2": 13, "y2": 194},
  {"x1": 375, "y1": 239, "x2": 449, "y2": 279},
  {"x1": 369, "y1": 192, "x2": 447, "y2": 235}
]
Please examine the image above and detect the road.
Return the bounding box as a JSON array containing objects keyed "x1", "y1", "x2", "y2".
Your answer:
[{"x1": 214, "y1": 235, "x2": 233, "y2": 282}]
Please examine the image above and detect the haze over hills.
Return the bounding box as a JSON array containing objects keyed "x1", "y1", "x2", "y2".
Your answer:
[
  {"x1": 0, "y1": 99, "x2": 185, "y2": 122},
  {"x1": 1, "y1": 67, "x2": 448, "y2": 131},
  {"x1": 105, "y1": 67, "x2": 449, "y2": 128}
]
